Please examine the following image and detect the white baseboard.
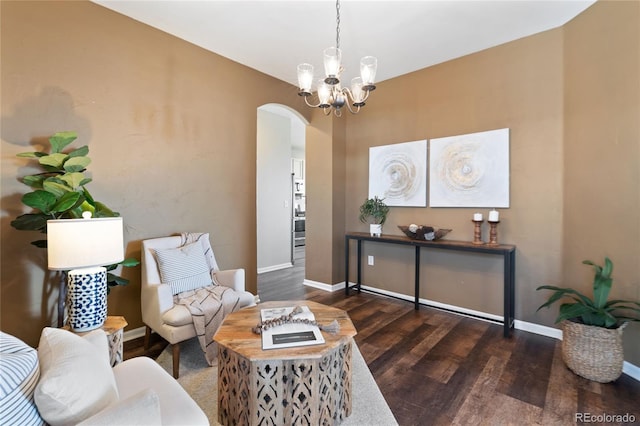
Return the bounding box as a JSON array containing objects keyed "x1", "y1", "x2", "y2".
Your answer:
[
  {"x1": 623, "y1": 360, "x2": 640, "y2": 380},
  {"x1": 257, "y1": 262, "x2": 292, "y2": 274},
  {"x1": 514, "y1": 319, "x2": 563, "y2": 340},
  {"x1": 124, "y1": 326, "x2": 146, "y2": 342},
  {"x1": 303, "y1": 279, "x2": 337, "y2": 292}
]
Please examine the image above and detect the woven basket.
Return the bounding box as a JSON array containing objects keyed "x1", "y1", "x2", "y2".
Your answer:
[{"x1": 561, "y1": 320, "x2": 625, "y2": 383}]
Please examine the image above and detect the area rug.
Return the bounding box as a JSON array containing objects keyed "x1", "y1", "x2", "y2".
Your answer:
[{"x1": 156, "y1": 338, "x2": 398, "y2": 425}]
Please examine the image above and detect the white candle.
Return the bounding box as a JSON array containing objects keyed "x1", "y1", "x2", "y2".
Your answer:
[
  {"x1": 473, "y1": 213, "x2": 483, "y2": 221},
  {"x1": 489, "y1": 210, "x2": 499, "y2": 222}
]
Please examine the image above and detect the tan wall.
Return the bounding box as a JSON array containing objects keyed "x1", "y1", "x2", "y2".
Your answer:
[
  {"x1": 346, "y1": 29, "x2": 565, "y2": 321},
  {"x1": 563, "y1": 0, "x2": 640, "y2": 362},
  {"x1": 305, "y1": 109, "x2": 345, "y2": 285},
  {"x1": 0, "y1": 0, "x2": 306, "y2": 346},
  {"x1": 332, "y1": 116, "x2": 347, "y2": 284}
]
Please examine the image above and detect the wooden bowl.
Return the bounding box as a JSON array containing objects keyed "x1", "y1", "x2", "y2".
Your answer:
[{"x1": 398, "y1": 225, "x2": 452, "y2": 241}]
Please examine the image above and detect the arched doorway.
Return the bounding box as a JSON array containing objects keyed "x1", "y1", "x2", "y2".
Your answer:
[{"x1": 256, "y1": 104, "x2": 308, "y2": 298}]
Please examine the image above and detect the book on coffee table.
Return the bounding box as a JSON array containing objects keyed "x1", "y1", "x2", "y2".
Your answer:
[{"x1": 260, "y1": 305, "x2": 325, "y2": 350}]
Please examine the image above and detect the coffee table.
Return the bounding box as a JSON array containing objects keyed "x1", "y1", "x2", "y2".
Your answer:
[{"x1": 213, "y1": 301, "x2": 357, "y2": 426}]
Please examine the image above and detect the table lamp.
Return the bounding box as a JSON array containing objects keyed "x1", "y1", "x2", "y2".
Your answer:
[{"x1": 47, "y1": 212, "x2": 124, "y2": 332}]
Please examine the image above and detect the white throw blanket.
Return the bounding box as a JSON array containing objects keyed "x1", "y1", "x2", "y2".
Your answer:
[{"x1": 174, "y1": 233, "x2": 241, "y2": 366}]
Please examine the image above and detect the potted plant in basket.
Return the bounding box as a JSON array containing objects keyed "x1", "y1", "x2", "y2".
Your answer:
[
  {"x1": 536, "y1": 257, "x2": 640, "y2": 382},
  {"x1": 358, "y1": 196, "x2": 389, "y2": 237}
]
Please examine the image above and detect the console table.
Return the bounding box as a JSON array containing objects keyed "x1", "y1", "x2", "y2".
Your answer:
[{"x1": 344, "y1": 232, "x2": 516, "y2": 337}]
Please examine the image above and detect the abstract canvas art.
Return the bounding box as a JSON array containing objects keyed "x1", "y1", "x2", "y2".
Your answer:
[
  {"x1": 369, "y1": 140, "x2": 427, "y2": 207},
  {"x1": 429, "y1": 128, "x2": 510, "y2": 208}
]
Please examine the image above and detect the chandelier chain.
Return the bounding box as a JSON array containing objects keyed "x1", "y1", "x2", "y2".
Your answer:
[{"x1": 335, "y1": 0, "x2": 341, "y2": 50}]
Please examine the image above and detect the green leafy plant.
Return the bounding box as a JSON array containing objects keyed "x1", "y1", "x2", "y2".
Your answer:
[
  {"x1": 536, "y1": 257, "x2": 640, "y2": 328},
  {"x1": 358, "y1": 196, "x2": 390, "y2": 225},
  {"x1": 11, "y1": 131, "x2": 139, "y2": 292}
]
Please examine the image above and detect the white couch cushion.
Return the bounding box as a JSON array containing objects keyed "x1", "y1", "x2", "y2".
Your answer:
[
  {"x1": 154, "y1": 241, "x2": 213, "y2": 295},
  {"x1": 0, "y1": 332, "x2": 44, "y2": 426},
  {"x1": 113, "y1": 356, "x2": 208, "y2": 425},
  {"x1": 161, "y1": 304, "x2": 194, "y2": 327},
  {"x1": 35, "y1": 328, "x2": 118, "y2": 426},
  {"x1": 77, "y1": 388, "x2": 161, "y2": 426}
]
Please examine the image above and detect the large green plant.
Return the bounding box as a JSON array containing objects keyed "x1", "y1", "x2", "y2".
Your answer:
[
  {"x1": 536, "y1": 257, "x2": 640, "y2": 328},
  {"x1": 11, "y1": 131, "x2": 139, "y2": 292},
  {"x1": 358, "y1": 196, "x2": 390, "y2": 225}
]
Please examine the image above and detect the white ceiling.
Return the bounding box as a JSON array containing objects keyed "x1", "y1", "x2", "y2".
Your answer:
[{"x1": 92, "y1": 0, "x2": 595, "y2": 86}]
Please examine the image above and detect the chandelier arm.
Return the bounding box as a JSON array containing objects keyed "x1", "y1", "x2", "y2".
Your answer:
[
  {"x1": 341, "y1": 87, "x2": 354, "y2": 104},
  {"x1": 303, "y1": 95, "x2": 322, "y2": 109},
  {"x1": 344, "y1": 102, "x2": 361, "y2": 115}
]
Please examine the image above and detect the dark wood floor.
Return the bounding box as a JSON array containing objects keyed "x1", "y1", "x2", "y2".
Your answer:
[{"x1": 126, "y1": 246, "x2": 640, "y2": 425}]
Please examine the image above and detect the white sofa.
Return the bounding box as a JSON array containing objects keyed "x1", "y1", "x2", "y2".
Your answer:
[{"x1": 0, "y1": 327, "x2": 208, "y2": 426}]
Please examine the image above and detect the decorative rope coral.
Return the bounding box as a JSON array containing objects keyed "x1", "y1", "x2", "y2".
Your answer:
[{"x1": 252, "y1": 306, "x2": 340, "y2": 335}]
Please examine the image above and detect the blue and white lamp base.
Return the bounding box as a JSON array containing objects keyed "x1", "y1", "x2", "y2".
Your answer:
[{"x1": 67, "y1": 266, "x2": 108, "y2": 332}]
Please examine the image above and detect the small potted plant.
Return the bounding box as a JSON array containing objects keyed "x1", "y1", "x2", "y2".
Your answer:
[
  {"x1": 358, "y1": 196, "x2": 389, "y2": 237},
  {"x1": 536, "y1": 257, "x2": 640, "y2": 382}
]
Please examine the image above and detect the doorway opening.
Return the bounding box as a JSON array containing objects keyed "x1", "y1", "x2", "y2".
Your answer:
[{"x1": 256, "y1": 104, "x2": 308, "y2": 299}]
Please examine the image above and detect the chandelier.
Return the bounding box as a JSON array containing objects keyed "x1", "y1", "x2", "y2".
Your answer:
[{"x1": 296, "y1": 0, "x2": 377, "y2": 117}]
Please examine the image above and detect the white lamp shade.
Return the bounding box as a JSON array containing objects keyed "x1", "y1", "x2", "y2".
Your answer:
[
  {"x1": 350, "y1": 77, "x2": 365, "y2": 103},
  {"x1": 47, "y1": 217, "x2": 124, "y2": 270},
  {"x1": 317, "y1": 81, "x2": 331, "y2": 105},
  {"x1": 360, "y1": 56, "x2": 377, "y2": 85},
  {"x1": 297, "y1": 63, "x2": 314, "y2": 92},
  {"x1": 323, "y1": 47, "x2": 342, "y2": 78}
]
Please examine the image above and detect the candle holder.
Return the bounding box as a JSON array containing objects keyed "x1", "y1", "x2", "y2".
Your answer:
[
  {"x1": 487, "y1": 220, "x2": 500, "y2": 246},
  {"x1": 472, "y1": 219, "x2": 484, "y2": 245}
]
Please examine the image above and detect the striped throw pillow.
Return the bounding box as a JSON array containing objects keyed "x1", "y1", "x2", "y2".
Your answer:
[
  {"x1": 154, "y1": 241, "x2": 213, "y2": 295},
  {"x1": 0, "y1": 332, "x2": 44, "y2": 426}
]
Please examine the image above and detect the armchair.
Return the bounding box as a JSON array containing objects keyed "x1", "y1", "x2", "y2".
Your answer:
[{"x1": 141, "y1": 234, "x2": 255, "y2": 378}]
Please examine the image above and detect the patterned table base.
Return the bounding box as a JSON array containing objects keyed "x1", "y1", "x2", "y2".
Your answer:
[
  {"x1": 218, "y1": 341, "x2": 353, "y2": 426},
  {"x1": 107, "y1": 329, "x2": 124, "y2": 366}
]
